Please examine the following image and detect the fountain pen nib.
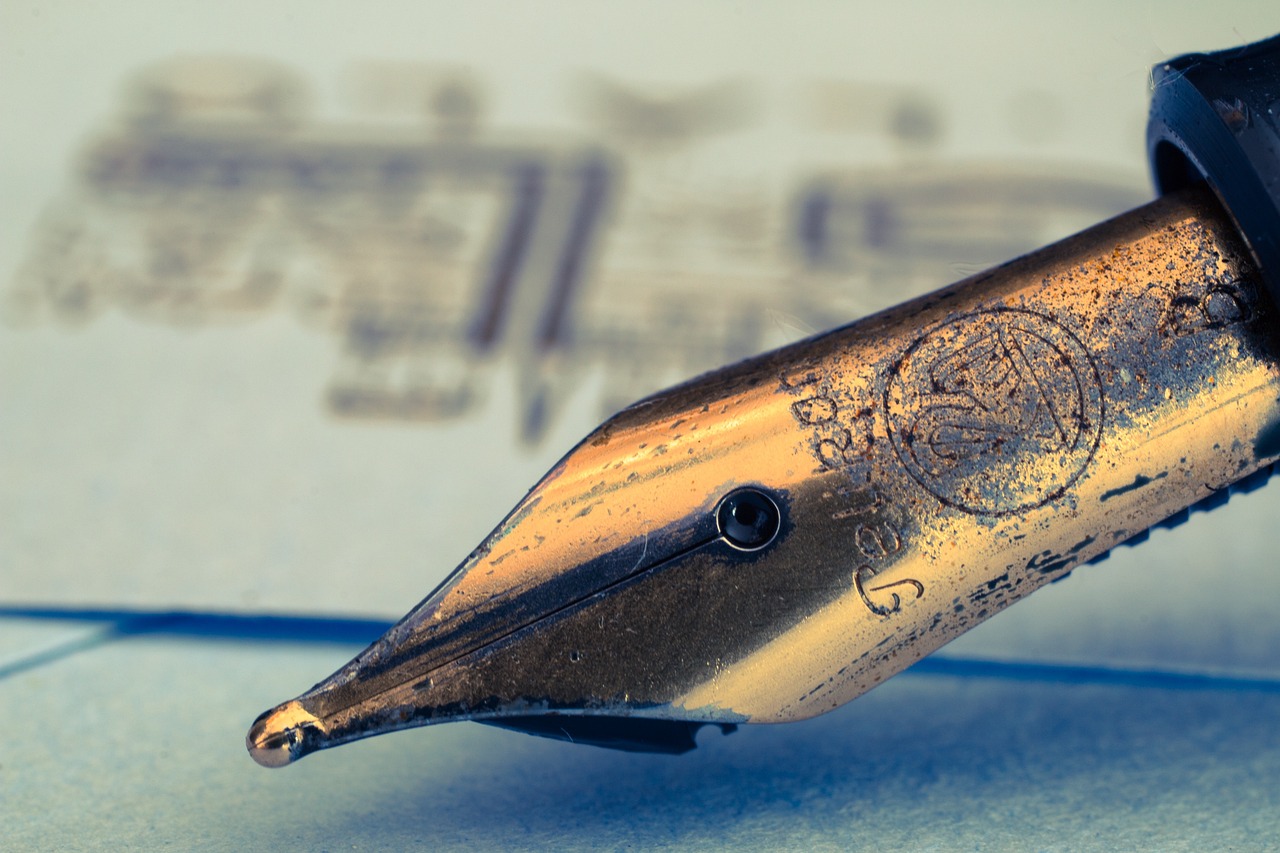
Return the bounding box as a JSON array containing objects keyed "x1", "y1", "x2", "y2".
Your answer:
[
  {"x1": 248, "y1": 189, "x2": 1280, "y2": 769},
  {"x1": 248, "y1": 34, "x2": 1280, "y2": 767}
]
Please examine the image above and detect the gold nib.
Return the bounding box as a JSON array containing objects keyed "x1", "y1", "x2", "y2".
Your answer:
[{"x1": 246, "y1": 34, "x2": 1280, "y2": 764}]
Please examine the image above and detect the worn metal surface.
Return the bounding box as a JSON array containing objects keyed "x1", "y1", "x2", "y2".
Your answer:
[{"x1": 249, "y1": 184, "x2": 1280, "y2": 766}]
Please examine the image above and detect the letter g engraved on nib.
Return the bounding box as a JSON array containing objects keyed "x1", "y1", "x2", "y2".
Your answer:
[{"x1": 885, "y1": 308, "x2": 1104, "y2": 515}]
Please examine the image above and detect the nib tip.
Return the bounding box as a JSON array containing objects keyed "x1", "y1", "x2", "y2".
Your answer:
[{"x1": 246, "y1": 700, "x2": 320, "y2": 768}]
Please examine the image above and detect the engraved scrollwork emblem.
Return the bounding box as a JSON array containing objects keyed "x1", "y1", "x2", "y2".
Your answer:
[{"x1": 885, "y1": 308, "x2": 1103, "y2": 515}]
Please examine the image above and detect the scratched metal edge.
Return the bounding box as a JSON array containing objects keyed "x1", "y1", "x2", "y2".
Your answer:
[{"x1": 3, "y1": 605, "x2": 1278, "y2": 694}]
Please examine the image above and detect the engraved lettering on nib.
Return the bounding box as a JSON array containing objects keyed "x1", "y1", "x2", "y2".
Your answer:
[
  {"x1": 854, "y1": 568, "x2": 924, "y2": 616},
  {"x1": 1161, "y1": 277, "x2": 1253, "y2": 338},
  {"x1": 885, "y1": 308, "x2": 1103, "y2": 515},
  {"x1": 851, "y1": 520, "x2": 922, "y2": 616}
]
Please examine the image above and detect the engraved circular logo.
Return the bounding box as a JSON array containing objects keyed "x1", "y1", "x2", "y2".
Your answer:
[{"x1": 885, "y1": 308, "x2": 1103, "y2": 515}]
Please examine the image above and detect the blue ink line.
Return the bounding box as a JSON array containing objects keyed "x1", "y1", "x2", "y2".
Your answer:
[
  {"x1": 0, "y1": 606, "x2": 391, "y2": 681},
  {"x1": 908, "y1": 656, "x2": 1280, "y2": 694},
  {"x1": 3, "y1": 605, "x2": 1280, "y2": 694},
  {"x1": 0, "y1": 605, "x2": 391, "y2": 643},
  {"x1": 0, "y1": 625, "x2": 128, "y2": 681}
]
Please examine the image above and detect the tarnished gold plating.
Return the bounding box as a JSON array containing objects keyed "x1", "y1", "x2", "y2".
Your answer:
[{"x1": 249, "y1": 185, "x2": 1280, "y2": 766}]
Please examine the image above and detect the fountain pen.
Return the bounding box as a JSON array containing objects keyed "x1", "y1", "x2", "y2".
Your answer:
[{"x1": 248, "y1": 35, "x2": 1280, "y2": 766}]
